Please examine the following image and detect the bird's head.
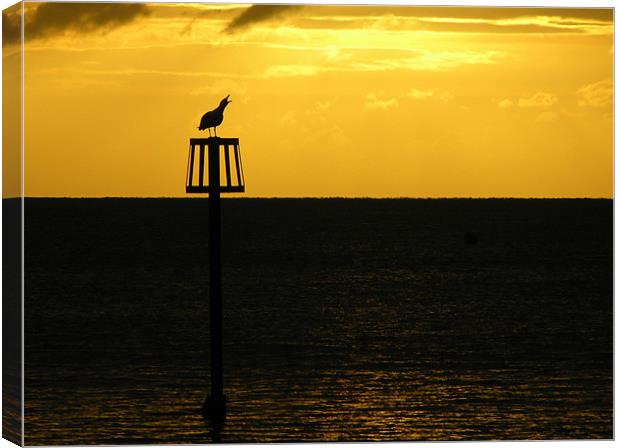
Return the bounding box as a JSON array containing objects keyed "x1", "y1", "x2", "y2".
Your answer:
[{"x1": 220, "y1": 95, "x2": 232, "y2": 109}]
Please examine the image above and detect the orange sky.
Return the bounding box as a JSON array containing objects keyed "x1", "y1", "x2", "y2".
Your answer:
[{"x1": 2, "y1": 3, "x2": 614, "y2": 198}]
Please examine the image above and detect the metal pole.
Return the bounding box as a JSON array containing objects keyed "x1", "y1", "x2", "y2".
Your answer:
[{"x1": 203, "y1": 137, "x2": 225, "y2": 422}]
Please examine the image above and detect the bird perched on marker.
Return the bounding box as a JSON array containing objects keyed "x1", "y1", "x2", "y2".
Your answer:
[{"x1": 198, "y1": 95, "x2": 231, "y2": 137}]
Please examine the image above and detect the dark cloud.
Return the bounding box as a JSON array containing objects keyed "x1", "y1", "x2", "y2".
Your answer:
[
  {"x1": 4, "y1": 3, "x2": 150, "y2": 45},
  {"x1": 225, "y1": 5, "x2": 303, "y2": 33},
  {"x1": 2, "y1": 4, "x2": 22, "y2": 46},
  {"x1": 152, "y1": 4, "x2": 243, "y2": 20}
]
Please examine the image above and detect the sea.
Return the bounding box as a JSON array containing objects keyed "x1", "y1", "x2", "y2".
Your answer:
[{"x1": 21, "y1": 198, "x2": 612, "y2": 444}]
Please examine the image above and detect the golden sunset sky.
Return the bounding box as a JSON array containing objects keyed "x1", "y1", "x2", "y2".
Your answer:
[{"x1": 2, "y1": 3, "x2": 614, "y2": 197}]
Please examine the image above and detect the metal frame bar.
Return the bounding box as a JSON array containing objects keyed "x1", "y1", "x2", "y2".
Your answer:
[
  {"x1": 233, "y1": 145, "x2": 242, "y2": 187},
  {"x1": 198, "y1": 144, "x2": 205, "y2": 187},
  {"x1": 224, "y1": 145, "x2": 231, "y2": 187},
  {"x1": 188, "y1": 144, "x2": 195, "y2": 187},
  {"x1": 237, "y1": 143, "x2": 245, "y2": 187}
]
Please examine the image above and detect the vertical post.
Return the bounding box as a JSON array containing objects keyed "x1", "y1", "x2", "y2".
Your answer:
[
  {"x1": 188, "y1": 144, "x2": 196, "y2": 188},
  {"x1": 203, "y1": 138, "x2": 225, "y2": 422},
  {"x1": 198, "y1": 144, "x2": 205, "y2": 187},
  {"x1": 234, "y1": 145, "x2": 242, "y2": 186},
  {"x1": 224, "y1": 145, "x2": 232, "y2": 187}
]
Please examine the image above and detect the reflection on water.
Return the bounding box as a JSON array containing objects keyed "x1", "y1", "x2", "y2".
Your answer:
[{"x1": 24, "y1": 199, "x2": 612, "y2": 444}]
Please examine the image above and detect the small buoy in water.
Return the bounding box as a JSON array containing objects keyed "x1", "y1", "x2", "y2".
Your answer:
[{"x1": 464, "y1": 232, "x2": 478, "y2": 245}]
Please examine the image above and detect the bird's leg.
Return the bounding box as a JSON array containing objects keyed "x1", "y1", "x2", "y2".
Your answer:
[
  {"x1": 208, "y1": 128, "x2": 212, "y2": 137},
  {"x1": 214, "y1": 127, "x2": 218, "y2": 137}
]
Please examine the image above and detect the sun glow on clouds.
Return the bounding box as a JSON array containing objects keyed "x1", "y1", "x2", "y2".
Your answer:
[
  {"x1": 261, "y1": 49, "x2": 505, "y2": 78},
  {"x1": 577, "y1": 80, "x2": 613, "y2": 107},
  {"x1": 14, "y1": 3, "x2": 613, "y2": 198},
  {"x1": 518, "y1": 92, "x2": 558, "y2": 108},
  {"x1": 408, "y1": 89, "x2": 453, "y2": 101},
  {"x1": 365, "y1": 93, "x2": 398, "y2": 109},
  {"x1": 418, "y1": 14, "x2": 612, "y2": 34}
]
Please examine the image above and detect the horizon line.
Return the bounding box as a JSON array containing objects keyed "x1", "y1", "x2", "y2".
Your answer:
[{"x1": 4, "y1": 196, "x2": 614, "y2": 200}]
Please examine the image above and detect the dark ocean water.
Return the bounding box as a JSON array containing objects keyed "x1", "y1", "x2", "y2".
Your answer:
[{"x1": 23, "y1": 198, "x2": 612, "y2": 444}]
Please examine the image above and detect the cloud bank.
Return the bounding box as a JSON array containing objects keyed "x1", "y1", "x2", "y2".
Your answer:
[
  {"x1": 4, "y1": 3, "x2": 150, "y2": 45},
  {"x1": 225, "y1": 5, "x2": 303, "y2": 33}
]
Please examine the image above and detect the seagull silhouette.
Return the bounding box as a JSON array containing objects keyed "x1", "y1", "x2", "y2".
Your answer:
[{"x1": 198, "y1": 95, "x2": 231, "y2": 137}]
